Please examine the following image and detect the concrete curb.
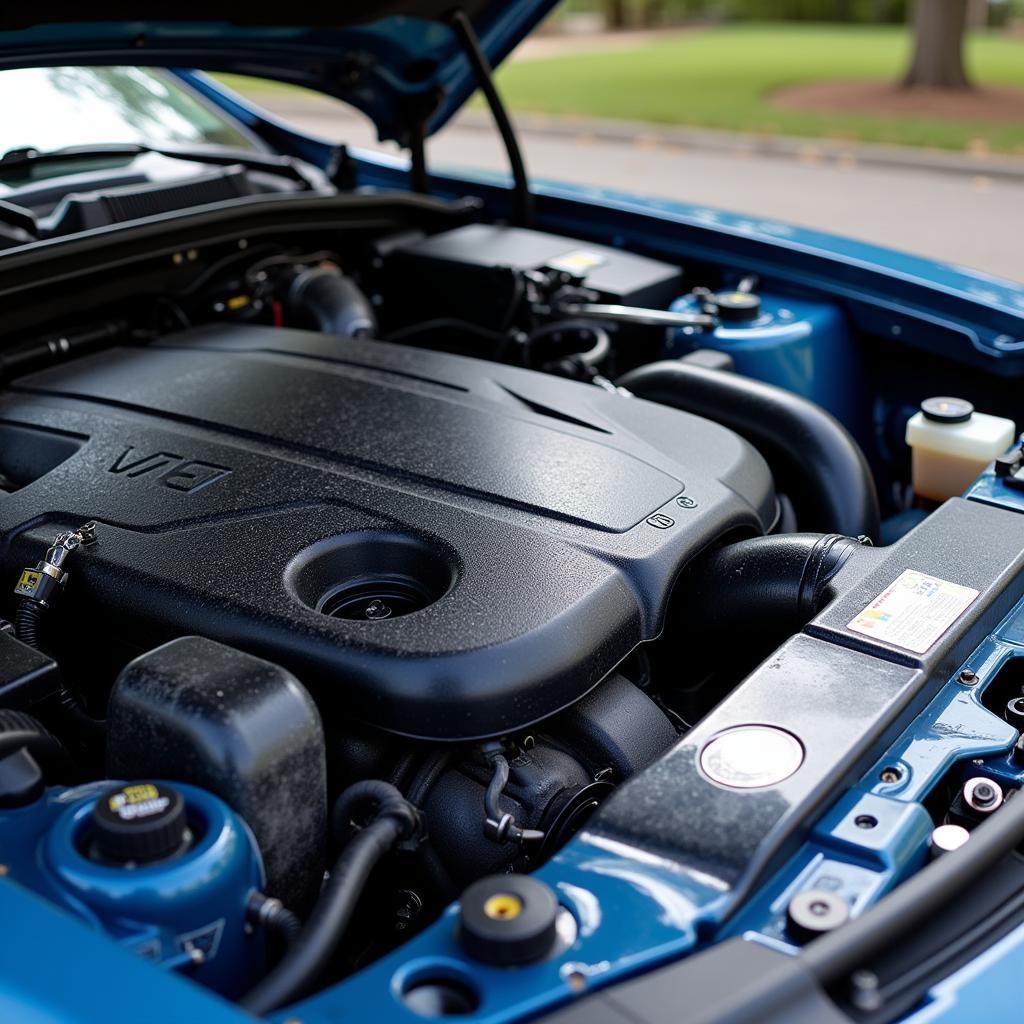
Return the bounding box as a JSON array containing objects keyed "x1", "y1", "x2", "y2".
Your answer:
[
  {"x1": 453, "y1": 108, "x2": 1024, "y2": 182},
  {"x1": 251, "y1": 94, "x2": 1024, "y2": 182}
]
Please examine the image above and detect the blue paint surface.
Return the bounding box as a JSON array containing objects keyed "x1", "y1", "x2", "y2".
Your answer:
[
  {"x1": 667, "y1": 291, "x2": 863, "y2": 427},
  {"x1": 0, "y1": 781, "x2": 265, "y2": 999}
]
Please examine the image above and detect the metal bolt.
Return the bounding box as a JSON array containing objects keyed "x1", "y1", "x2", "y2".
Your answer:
[
  {"x1": 394, "y1": 889, "x2": 423, "y2": 932},
  {"x1": 364, "y1": 599, "x2": 392, "y2": 620},
  {"x1": 880, "y1": 767, "x2": 901, "y2": 784},
  {"x1": 963, "y1": 776, "x2": 1004, "y2": 814},
  {"x1": 958, "y1": 668, "x2": 978, "y2": 684},
  {"x1": 565, "y1": 970, "x2": 587, "y2": 992},
  {"x1": 850, "y1": 970, "x2": 882, "y2": 1012}
]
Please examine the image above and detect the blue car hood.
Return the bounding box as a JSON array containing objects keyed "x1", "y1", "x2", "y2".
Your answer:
[{"x1": 0, "y1": 4, "x2": 559, "y2": 144}]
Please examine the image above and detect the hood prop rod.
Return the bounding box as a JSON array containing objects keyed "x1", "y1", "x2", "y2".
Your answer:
[{"x1": 449, "y1": 8, "x2": 534, "y2": 227}]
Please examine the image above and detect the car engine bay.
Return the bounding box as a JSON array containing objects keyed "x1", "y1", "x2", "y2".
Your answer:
[{"x1": 3, "y1": 183, "x2": 1024, "y2": 1019}]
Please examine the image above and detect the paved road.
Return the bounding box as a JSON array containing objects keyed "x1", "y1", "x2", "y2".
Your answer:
[{"x1": 262, "y1": 97, "x2": 1023, "y2": 282}]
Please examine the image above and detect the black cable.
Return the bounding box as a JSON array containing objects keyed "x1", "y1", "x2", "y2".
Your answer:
[
  {"x1": 406, "y1": 750, "x2": 453, "y2": 807},
  {"x1": 408, "y1": 117, "x2": 429, "y2": 195},
  {"x1": 449, "y1": 9, "x2": 533, "y2": 227},
  {"x1": 243, "y1": 781, "x2": 420, "y2": 1016},
  {"x1": 484, "y1": 753, "x2": 510, "y2": 823},
  {"x1": 14, "y1": 599, "x2": 106, "y2": 738},
  {"x1": 802, "y1": 788, "x2": 1024, "y2": 987},
  {"x1": 524, "y1": 320, "x2": 611, "y2": 370},
  {"x1": 385, "y1": 317, "x2": 510, "y2": 346},
  {"x1": 481, "y1": 752, "x2": 544, "y2": 845}
]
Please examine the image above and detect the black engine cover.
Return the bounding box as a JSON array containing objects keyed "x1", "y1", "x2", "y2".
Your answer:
[{"x1": 0, "y1": 326, "x2": 774, "y2": 738}]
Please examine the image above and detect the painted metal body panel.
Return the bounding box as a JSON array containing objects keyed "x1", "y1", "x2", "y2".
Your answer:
[
  {"x1": 667, "y1": 291, "x2": 863, "y2": 427},
  {"x1": 0, "y1": 7, "x2": 561, "y2": 144},
  {"x1": 0, "y1": 781, "x2": 265, "y2": 999}
]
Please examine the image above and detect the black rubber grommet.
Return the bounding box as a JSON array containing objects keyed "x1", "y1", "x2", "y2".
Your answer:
[
  {"x1": 786, "y1": 889, "x2": 850, "y2": 944},
  {"x1": 458, "y1": 874, "x2": 560, "y2": 965}
]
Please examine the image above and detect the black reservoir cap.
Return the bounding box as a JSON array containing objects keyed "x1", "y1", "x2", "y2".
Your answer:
[
  {"x1": 458, "y1": 874, "x2": 560, "y2": 965},
  {"x1": 90, "y1": 782, "x2": 190, "y2": 865},
  {"x1": 921, "y1": 396, "x2": 974, "y2": 424},
  {"x1": 713, "y1": 289, "x2": 762, "y2": 323}
]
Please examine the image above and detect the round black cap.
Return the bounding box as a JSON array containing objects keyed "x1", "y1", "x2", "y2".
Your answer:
[
  {"x1": 458, "y1": 875, "x2": 560, "y2": 965},
  {"x1": 786, "y1": 889, "x2": 850, "y2": 944},
  {"x1": 90, "y1": 782, "x2": 189, "y2": 865},
  {"x1": 714, "y1": 289, "x2": 762, "y2": 323},
  {"x1": 921, "y1": 396, "x2": 974, "y2": 424}
]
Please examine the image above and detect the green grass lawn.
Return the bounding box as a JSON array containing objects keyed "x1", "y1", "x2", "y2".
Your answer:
[{"x1": 493, "y1": 24, "x2": 1024, "y2": 152}]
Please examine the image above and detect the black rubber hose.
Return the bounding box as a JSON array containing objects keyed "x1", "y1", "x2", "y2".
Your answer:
[
  {"x1": 684, "y1": 533, "x2": 874, "y2": 638},
  {"x1": 248, "y1": 894, "x2": 302, "y2": 951},
  {"x1": 288, "y1": 267, "x2": 378, "y2": 339},
  {"x1": 803, "y1": 787, "x2": 1024, "y2": 987},
  {"x1": 14, "y1": 599, "x2": 42, "y2": 649},
  {"x1": 0, "y1": 710, "x2": 72, "y2": 779},
  {"x1": 616, "y1": 360, "x2": 880, "y2": 540},
  {"x1": 241, "y1": 783, "x2": 419, "y2": 1016}
]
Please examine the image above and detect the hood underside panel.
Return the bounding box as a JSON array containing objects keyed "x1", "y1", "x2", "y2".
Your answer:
[{"x1": 0, "y1": 5, "x2": 559, "y2": 143}]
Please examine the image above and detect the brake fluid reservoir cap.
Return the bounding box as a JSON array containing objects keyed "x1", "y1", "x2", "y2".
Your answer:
[
  {"x1": 713, "y1": 289, "x2": 762, "y2": 323},
  {"x1": 90, "y1": 781, "x2": 190, "y2": 865},
  {"x1": 458, "y1": 875, "x2": 559, "y2": 965},
  {"x1": 921, "y1": 396, "x2": 974, "y2": 424}
]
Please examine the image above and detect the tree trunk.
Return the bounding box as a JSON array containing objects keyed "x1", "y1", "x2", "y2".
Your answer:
[
  {"x1": 902, "y1": 0, "x2": 972, "y2": 89},
  {"x1": 606, "y1": 0, "x2": 627, "y2": 30}
]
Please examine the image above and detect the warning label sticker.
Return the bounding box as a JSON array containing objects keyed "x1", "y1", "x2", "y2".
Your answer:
[{"x1": 847, "y1": 569, "x2": 979, "y2": 654}]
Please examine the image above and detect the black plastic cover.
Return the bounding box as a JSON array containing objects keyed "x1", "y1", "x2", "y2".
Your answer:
[
  {"x1": 385, "y1": 224, "x2": 685, "y2": 328},
  {"x1": 106, "y1": 636, "x2": 327, "y2": 910},
  {"x1": 0, "y1": 632, "x2": 60, "y2": 708},
  {"x1": 0, "y1": 324, "x2": 774, "y2": 739}
]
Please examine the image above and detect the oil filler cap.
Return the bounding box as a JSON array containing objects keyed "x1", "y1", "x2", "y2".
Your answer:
[
  {"x1": 90, "y1": 782, "x2": 190, "y2": 865},
  {"x1": 458, "y1": 875, "x2": 559, "y2": 965}
]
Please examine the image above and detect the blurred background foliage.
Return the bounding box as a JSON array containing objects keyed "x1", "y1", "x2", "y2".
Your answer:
[{"x1": 557, "y1": 0, "x2": 1019, "y2": 27}]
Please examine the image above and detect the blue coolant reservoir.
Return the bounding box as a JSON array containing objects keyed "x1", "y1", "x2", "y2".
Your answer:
[
  {"x1": 0, "y1": 780, "x2": 265, "y2": 997},
  {"x1": 668, "y1": 291, "x2": 862, "y2": 428}
]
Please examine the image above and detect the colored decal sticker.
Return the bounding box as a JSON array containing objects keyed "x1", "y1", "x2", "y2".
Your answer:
[
  {"x1": 847, "y1": 569, "x2": 979, "y2": 654},
  {"x1": 546, "y1": 249, "x2": 607, "y2": 275}
]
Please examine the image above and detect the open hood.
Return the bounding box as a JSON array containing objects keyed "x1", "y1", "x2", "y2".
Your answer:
[{"x1": 0, "y1": 3, "x2": 559, "y2": 145}]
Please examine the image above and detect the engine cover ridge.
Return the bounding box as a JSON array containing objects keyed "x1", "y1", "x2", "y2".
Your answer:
[{"x1": 0, "y1": 325, "x2": 775, "y2": 738}]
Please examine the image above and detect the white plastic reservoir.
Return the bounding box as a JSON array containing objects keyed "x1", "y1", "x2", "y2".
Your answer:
[{"x1": 906, "y1": 396, "x2": 1016, "y2": 502}]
